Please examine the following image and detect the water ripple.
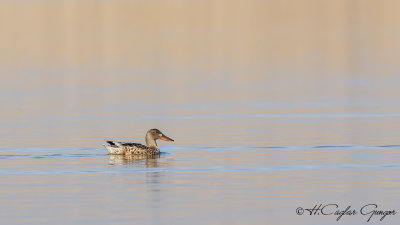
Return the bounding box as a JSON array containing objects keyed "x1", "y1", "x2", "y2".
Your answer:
[
  {"x1": 0, "y1": 153, "x2": 107, "y2": 159},
  {"x1": 376, "y1": 145, "x2": 400, "y2": 148},
  {"x1": 0, "y1": 163, "x2": 399, "y2": 176},
  {"x1": 313, "y1": 145, "x2": 353, "y2": 148}
]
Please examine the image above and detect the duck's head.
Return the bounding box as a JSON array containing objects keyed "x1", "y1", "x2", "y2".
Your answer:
[{"x1": 145, "y1": 129, "x2": 174, "y2": 147}]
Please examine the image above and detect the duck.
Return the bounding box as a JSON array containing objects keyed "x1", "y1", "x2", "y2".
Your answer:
[{"x1": 103, "y1": 129, "x2": 174, "y2": 155}]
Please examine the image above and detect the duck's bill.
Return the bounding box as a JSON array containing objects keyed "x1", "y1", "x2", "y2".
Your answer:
[{"x1": 160, "y1": 135, "x2": 174, "y2": 142}]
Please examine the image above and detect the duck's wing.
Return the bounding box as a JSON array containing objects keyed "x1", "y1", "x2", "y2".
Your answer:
[
  {"x1": 119, "y1": 142, "x2": 147, "y2": 149},
  {"x1": 105, "y1": 140, "x2": 147, "y2": 149},
  {"x1": 105, "y1": 140, "x2": 130, "y2": 147}
]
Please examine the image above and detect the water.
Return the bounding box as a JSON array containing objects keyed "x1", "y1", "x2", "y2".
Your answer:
[
  {"x1": 1, "y1": 0, "x2": 400, "y2": 224},
  {"x1": 1, "y1": 145, "x2": 399, "y2": 225}
]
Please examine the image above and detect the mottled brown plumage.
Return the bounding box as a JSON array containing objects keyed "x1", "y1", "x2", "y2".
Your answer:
[{"x1": 103, "y1": 129, "x2": 174, "y2": 155}]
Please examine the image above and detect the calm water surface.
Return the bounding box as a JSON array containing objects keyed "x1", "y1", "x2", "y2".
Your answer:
[{"x1": 1, "y1": 143, "x2": 400, "y2": 225}]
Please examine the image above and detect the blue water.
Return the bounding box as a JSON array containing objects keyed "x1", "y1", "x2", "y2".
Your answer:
[
  {"x1": 1, "y1": 145, "x2": 400, "y2": 175},
  {"x1": 1, "y1": 145, "x2": 399, "y2": 225}
]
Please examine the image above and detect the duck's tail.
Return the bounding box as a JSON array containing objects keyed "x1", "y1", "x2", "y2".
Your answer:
[
  {"x1": 103, "y1": 140, "x2": 125, "y2": 154},
  {"x1": 105, "y1": 140, "x2": 125, "y2": 147},
  {"x1": 105, "y1": 140, "x2": 116, "y2": 147}
]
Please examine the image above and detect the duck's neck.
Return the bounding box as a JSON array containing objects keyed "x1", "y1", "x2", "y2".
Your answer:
[{"x1": 145, "y1": 135, "x2": 158, "y2": 148}]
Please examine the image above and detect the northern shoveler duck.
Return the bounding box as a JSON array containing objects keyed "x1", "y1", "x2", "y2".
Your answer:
[{"x1": 103, "y1": 129, "x2": 174, "y2": 155}]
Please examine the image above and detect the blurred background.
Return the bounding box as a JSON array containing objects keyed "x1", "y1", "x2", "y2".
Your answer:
[{"x1": 1, "y1": 0, "x2": 400, "y2": 148}]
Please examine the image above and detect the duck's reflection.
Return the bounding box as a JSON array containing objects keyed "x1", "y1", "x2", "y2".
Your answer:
[
  {"x1": 108, "y1": 154, "x2": 160, "y2": 167},
  {"x1": 107, "y1": 153, "x2": 173, "y2": 204}
]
